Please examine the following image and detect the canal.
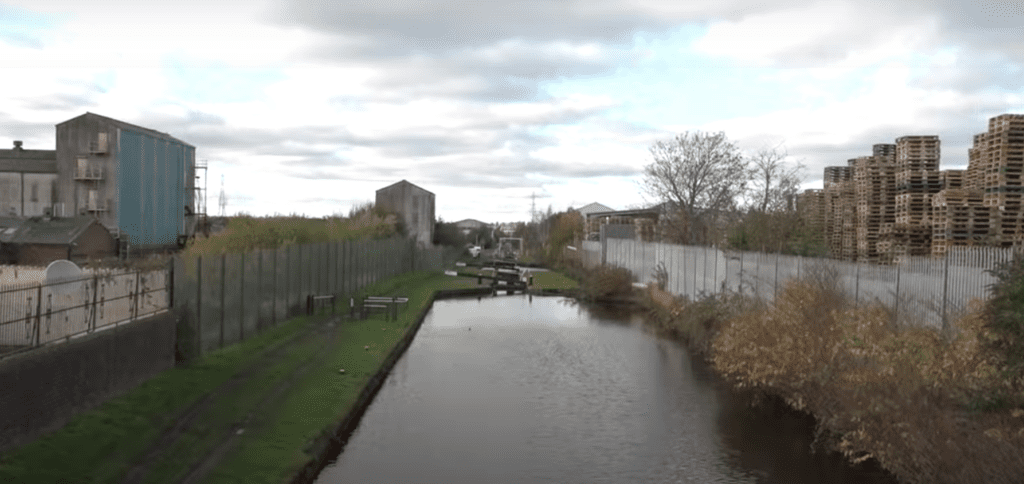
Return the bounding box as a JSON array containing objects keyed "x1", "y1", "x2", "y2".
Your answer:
[{"x1": 314, "y1": 295, "x2": 897, "y2": 483}]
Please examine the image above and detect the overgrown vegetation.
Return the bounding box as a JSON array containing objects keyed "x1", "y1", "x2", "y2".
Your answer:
[
  {"x1": 639, "y1": 261, "x2": 1024, "y2": 484},
  {"x1": 183, "y1": 203, "x2": 400, "y2": 257}
]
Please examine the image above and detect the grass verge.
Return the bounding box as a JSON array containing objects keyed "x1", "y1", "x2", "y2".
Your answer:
[{"x1": 0, "y1": 271, "x2": 484, "y2": 484}]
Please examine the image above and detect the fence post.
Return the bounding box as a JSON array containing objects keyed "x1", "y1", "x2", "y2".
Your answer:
[
  {"x1": 774, "y1": 250, "x2": 780, "y2": 300},
  {"x1": 33, "y1": 284, "x2": 42, "y2": 347},
  {"x1": 854, "y1": 261, "x2": 861, "y2": 309},
  {"x1": 286, "y1": 245, "x2": 291, "y2": 318},
  {"x1": 240, "y1": 251, "x2": 245, "y2": 341},
  {"x1": 197, "y1": 255, "x2": 202, "y2": 358},
  {"x1": 714, "y1": 245, "x2": 719, "y2": 294},
  {"x1": 894, "y1": 261, "x2": 901, "y2": 329},
  {"x1": 739, "y1": 250, "x2": 744, "y2": 296},
  {"x1": 220, "y1": 253, "x2": 226, "y2": 349},
  {"x1": 273, "y1": 248, "x2": 278, "y2": 326},
  {"x1": 133, "y1": 271, "x2": 141, "y2": 320},
  {"x1": 941, "y1": 250, "x2": 950, "y2": 333},
  {"x1": 90, "y1": 274, "x2": 99, "y2": 332},
  {"x1": 257, "y1": 250, "x2": 262, "y2": 332}
]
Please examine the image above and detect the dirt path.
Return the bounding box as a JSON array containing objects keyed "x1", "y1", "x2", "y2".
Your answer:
[{"x1": 118, "y1": 315, "x2": 341, "y2": 484}]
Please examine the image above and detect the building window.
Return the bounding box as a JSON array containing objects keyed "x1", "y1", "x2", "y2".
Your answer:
[{"x1": 30, "y1": 182, "x2": 38, "y2": 202}]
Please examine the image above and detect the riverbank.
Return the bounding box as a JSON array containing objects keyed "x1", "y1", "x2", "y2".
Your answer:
[
  {"x1": 0, "y1": 271, "x2": 488, "y2": 484},
  {"x1": 639, "y1": 275, "x2": 1024, "y2": 484}
]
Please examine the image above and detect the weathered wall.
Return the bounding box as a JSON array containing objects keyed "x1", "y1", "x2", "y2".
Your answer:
[
  {"x1": 375, "y1": 181, "x2": 435, "y2": 248},
  {"x1": 0, "y1": 310, "x2": 176, "y2": 452}
]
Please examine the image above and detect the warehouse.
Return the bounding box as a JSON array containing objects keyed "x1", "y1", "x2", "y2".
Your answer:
[
  {"x1": 0, "y1": 141, "x2": 58, "y2": 218},
  {"x1": 375, "y1": 180, "x2": 435, "y2": 248},
  {"x1": 54, "y1": 113, "x2": 197, "y2": 252}
]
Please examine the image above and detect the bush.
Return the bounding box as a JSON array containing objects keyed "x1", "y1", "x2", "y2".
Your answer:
[
  {"x1": 986, "y1": 255, "x2": 1024, "y2": 373},
  {"x1": 578, "y1": 265, "x2": 634, "y2": 302},
  {"x1": 711, "y1": 272, "x2": 1024, "y2": 484}
]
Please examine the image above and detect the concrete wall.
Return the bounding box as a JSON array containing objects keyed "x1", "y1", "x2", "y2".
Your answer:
[{"x1": 0, "y1": 310, "x2": 177, "y2": 451}]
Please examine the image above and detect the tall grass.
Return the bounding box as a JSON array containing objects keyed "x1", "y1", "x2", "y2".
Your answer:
[
  {"x1": 183, "y1": 206, "x2": 399, "y2": 258},
  {"x1": 710, "y1": 271, "x2": 1024, "y2": 484}
]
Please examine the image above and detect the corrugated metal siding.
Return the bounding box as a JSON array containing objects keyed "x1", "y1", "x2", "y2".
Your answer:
[{"x1": 118, "y1": 129, "x2": 188, "y2": 246}]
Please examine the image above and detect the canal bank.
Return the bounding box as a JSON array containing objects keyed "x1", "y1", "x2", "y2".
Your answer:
[
  {"x1": 637, "y1": 276, "x2": 1024, "y2": 484},
  {"x1": 0, "y1": 271, "x2": 490, "y2": 484}
]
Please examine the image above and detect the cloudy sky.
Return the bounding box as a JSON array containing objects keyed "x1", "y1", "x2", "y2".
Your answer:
[{"x1": 1, "y1": 1, "x2": 1022, "y2": 223}]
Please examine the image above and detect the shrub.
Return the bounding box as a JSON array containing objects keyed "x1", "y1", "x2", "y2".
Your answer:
[{"x1": 578, "y1": 265, "x2": 634, "y2": 302}]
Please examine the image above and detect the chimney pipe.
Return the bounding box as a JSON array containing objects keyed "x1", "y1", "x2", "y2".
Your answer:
[{"x1": 13, "y1": 140, "x2": 23, "y2": 150}]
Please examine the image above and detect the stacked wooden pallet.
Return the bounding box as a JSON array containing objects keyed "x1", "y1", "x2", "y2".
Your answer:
[
  {"x1": 889, "y1": 136, "x2": 942, "y2": 259},
  {"x1": 854, "y1": 155, "x2": 896, "y2": 262},
  {"x1": 797, "y1": 189, "x2": 826, "y2": 235},
  {"x1": 941, "y1": 170, "x2": 965, "y2": 189},
  {"x1": 896, "y1": 136, "x2": 940, "y2": 170},
  {"x1": 823, "y1": 165, "x2": 853, "y2": 259},
  {"x1": 932, "y1": 189, "x2": 992, "y2": 257},
  {"x1": 976, "y1": 114, "x2": 1024, "y2": 247},
  {"x1": 824, "y1": 166, "x2": 851, "y2": 184}
]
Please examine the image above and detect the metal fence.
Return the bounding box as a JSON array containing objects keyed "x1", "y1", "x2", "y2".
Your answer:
[
  {"x1": 0, "y1": 237, "x2": 449, "y2": 361},
  {"x1": 583, "y1": 238, "x2": 1017, "y2": 330},
  {"x1": 0, "y1": 269, "x2": 169, "y2": 358},
  {"x1": 172, "y1": 237, "x2": 447, "y2": 359}
]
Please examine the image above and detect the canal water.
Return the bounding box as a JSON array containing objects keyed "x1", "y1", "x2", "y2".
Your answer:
[{"x1": 314, "y1": 295, "x2": 897, "y2": 483}]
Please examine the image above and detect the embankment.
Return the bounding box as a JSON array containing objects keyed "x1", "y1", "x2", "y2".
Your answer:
[{"x1": 641, "y1": 278, "x2": 1024, "y2": 484}]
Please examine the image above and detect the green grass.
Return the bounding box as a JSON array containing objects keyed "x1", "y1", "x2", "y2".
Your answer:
[
  {"x1": 529, "y1": 270, "x2": 579, "y2": 290},
  {"x1": 0, "y1": 271, "x2": 481, "y2": 484}
]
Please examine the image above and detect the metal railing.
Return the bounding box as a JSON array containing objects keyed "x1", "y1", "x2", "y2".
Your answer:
[
  {"x1": 0, "y1": 270, "x2": 169, "y2": 359},
  {"x1": 583, "y1": 238, "x2": 1018, "y2": 330}
]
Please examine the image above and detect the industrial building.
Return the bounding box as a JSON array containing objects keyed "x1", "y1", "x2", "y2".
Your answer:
[
  {"x1": 375, "y1": 180, "x2": 435, "y2": 248},
  {"x1": 55, "y1": 113, "x2": 197, "y2": 250},
  {"x1": 0, "y1": 141, "x2": 58, "y2": 218}
]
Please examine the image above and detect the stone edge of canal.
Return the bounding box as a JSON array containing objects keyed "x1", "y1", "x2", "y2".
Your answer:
[{"x1": 289, "y1": 287, "x2": 495, "y2": 484}]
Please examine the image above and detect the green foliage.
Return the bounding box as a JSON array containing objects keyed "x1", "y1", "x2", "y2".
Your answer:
[
  {"x1": 986, "y1": 256, "x2": 1024, "y2": 372},
  {"x1": 432, "y1": 219, "x2": 466, "y2": 248},
  {"x1": 541, "y1": 210, "x2": 583, "y2": 266}
]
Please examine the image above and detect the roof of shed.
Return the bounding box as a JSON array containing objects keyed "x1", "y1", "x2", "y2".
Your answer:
[
  {"x1": 376, "y1": 179, "x2": 433, "y2": 195},
  {"x1": 9, "y1": 216, "x2": 106, "y2": 245},
  {"x1": 0, "y1": 217, "x2": 24, "y2": 244},
  {"x1": 0, "y1": 147, "x2": 57, "y2": 173}
]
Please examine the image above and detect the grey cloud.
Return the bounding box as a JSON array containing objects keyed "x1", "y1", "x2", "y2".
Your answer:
[{"x1": 271, "y1": 0, "x2": 675, "y2": 51}]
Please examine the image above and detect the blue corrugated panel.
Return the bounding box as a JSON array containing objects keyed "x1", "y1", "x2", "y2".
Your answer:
[{"x1": 118, "y1": 129, "x2": 188, "y2": 247}]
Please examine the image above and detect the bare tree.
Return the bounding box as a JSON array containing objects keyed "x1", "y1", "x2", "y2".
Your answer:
[
  {"x1": 749, "y1": 143, "x2": 804, "y2": 213},
  {"x1": 642, "y1": 131, "x2": 750, "y2": 245}
]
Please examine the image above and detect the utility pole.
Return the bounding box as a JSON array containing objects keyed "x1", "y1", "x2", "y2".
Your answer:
[{"x1": 218, "y1": 175, "x2": 227, "y2": 217}]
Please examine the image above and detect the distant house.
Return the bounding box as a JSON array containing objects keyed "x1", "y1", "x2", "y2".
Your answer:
[
  {"x1": 375, "y1": 180, "x2": 435, "y2": 248},
  {"x1": 0, "y1": 141, "x2": 58, "y2": 218},
  {"x1": 576, "y1": 202, "x2": 614, "y2": 219},
  {"x1": 454, "y1": 218, "x2": 488, "y2": 236},
  {"x1": 7, "y1": 216, "x2": 116, "y2": 266},
  {"x1": 585, "y1": 207, "x2": 661, "y2": 242}
]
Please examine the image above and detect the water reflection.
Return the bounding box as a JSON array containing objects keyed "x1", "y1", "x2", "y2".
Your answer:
[{"x1": 313, "y1": 295, "x2": 898, "y2": 484}]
